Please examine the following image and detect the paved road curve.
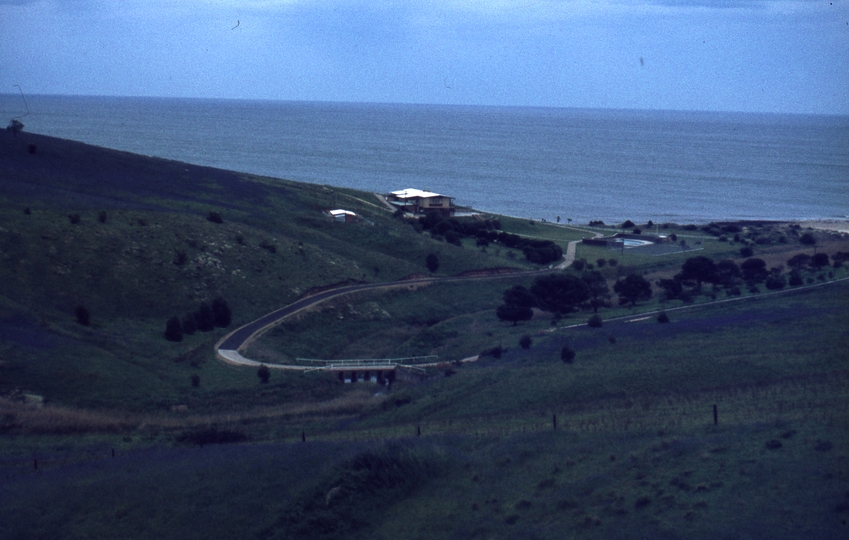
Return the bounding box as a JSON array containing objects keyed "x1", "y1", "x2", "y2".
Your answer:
[{"x1": 215, "y1": 227, "x2": 600, "y2": 369}]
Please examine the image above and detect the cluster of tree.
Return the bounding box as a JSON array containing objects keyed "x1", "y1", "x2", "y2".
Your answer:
[
  {"x1": 657, "y1": 251, "x2": 843, "y2": 302},
  {"x1": 414, "y1": 214, "x2": 501, "y2": 245},
  {"x1": 496, "y1": 270, "x2": 653, "y2": 324},
  {"x1": 412, "y1": 214, "x2": 563, "y2": 264},
  {"x1": 165, "y1": 297, "x2": 232, "y2": 342}
]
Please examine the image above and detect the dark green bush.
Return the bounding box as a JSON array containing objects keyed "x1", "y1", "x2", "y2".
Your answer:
[
  {"x1": 164, "y1": 316, "x2": 183, "y2": 342},
  {"x1": 74, "y1": 305, "x2": 90, "y2": 326},
  {"x1": 257, "y1": 364, "x2": 271, "y2": 383}
]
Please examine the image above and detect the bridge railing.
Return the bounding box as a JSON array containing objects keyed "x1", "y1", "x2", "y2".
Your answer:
[{"x1": 296, "y1": 355, "x2": 438, "y2": 370}]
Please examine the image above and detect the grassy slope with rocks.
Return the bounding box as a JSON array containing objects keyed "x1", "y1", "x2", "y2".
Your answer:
[{"x1": 1, "y1": 129, "x2": 847, "y2": 540}]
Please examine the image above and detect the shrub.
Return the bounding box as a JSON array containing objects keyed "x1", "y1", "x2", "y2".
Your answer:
[
  {"x1": 194, "y1": 303, "x2": 215, "y2": 332},
  {"x1": 480, "y1": 345, "x2": 503, "y2": 359},
  {"x1": 788, "y1": 271, "x2": 803, "y2": 286},
  {"x1": 426, "y1": 252, "x2": 440, "y2": 273},
  {"x1": 190, "y1": 374, "x2": 200, "y2": 387},
  {"x1": 98, "y1": 211, "x2": 108, "y2": 223},
  {"x1": 165, "y1": 316, "x2": 183, "y2": 342},
  {"x1": 571, "y1": 259, "x2": 586, "y2": 271},
  {"x1": 608, "y1": 258, "x2": 618, "y2": 266},
  {"x1": 173, "y1": 250, "x2": 188, "y2": 266},
  {"x1": 257, "y1": 364, "x2": 271, "y2": 384},
  {"x1": 596, "y1": 258, "x2": 606, "y2": 267},
  {"x1": 68, "y1": 213, "x2": 81, "y2": 224},
  {"x1": 799, "y1": 232, "x2": 816, "y2": 245},
  {"x1": 181, "y1": 313, "x2": 197, "y2": 335},
  {"x1": 207, "y1": 211, "x2": 223, "y2": 224},
  {"x1": 519, "y1": 335, "x2": 532, "y2": 349},
  {"x1": 587, "y1": 314, "x2": 603, "y2": 328},
  {"x1": 259, "y1": 239, "x2": 276, "y2": 253},
  {"x1": 621, "y1": 220, "x2": 635, "y2": 228},
  {"x1": 740, "y1": 246, "x2": 754, "y2": 258},
  {"x1": 765, "y1": 275, "x2": 786, "y2": 290},
  {"x1": 657, "y1": 311, "x2": 670, "y2": 323},
  {"x1": 211, "y1": 297, "x2": 232, "y2": 328},
  {"x1": 74, "y1": 305, "x2": 90, "y2": 326},
  {"x1": 561, "y1": 345, "x2": 576, "y2": 364}
]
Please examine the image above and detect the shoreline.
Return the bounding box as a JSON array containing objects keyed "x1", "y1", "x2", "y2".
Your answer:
[{"x1": 797, "y1": 219, "x2": 849, "y2": 234}]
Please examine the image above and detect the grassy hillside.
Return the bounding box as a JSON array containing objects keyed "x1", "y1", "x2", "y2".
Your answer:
[
  {"x1": 1, "y1": 129, "x2": 847, "y2": 539},
  {"x1": 0, "y1": 129, "x2": 550, "y2": 411}
]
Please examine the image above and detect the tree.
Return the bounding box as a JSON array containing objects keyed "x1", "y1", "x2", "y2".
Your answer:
[
  {"x1": 581, "y1": 270, "x2": 610, "y2": 312},
  {"x1": 561, "y1": 345, "x2": 576, "y2": 364},
  {"x1": 656, "y1": 278, "x2": 684, "y2": 301},
  {"x1": 799, "y1": 232, "x2": 816, "y2": 246},
  {"x1": 832, "y1": 252, "x2": 849, "y2": 268},
  {"x1": 530, "y1": 274, "x2": 590, "y2": 315},
  {"x1": 740, "y1": 258, "x2": 768, "y2": 283},
  {"x1": 74, "y1": 305, "x2": 90, "y2": 326},
  {"x1": 6, "y1": 119, "x2": 24, "y2": 135},
  {"x1": 678, "y1": 256, "x2": 718, "y2": 291},
  {"x1": 786, "y1": 253, "x2": 811, "y2": 271},
  {"x1": 587, "y1": 314, "x2": 603, "y2": 328},
  {"x1": 191, "y1": 374, "x2": 200, "y2": 387},
  {"x1": 503, "y1": 285, "x2": 536, "y2": 308},
  {"x1": 765, "y1": 274, "x2": 786, "y2": 290},
  {"x1": 165, "y1": 316, "x2": 183, "y2": 342},
  {"x1": 194, "y1": 303, "x2": 215, "y2": 332},
  {"x1": 211, "y1": 297, "x2": 232, "y2": 328},
  {"x1": 613, "y1": 274, "x2": 653, "y2": 306},
  {"x1": 740, "y1": 246, "x2": 754, "y2": 258},
  {"x1": 811, "y1": 252, "x2": 830, "y2": 270},
  {"x1": 425, "y1": 253, "x2": 440, "y2": 273},
  {"x1": 715, "y1": 259, "x2": 741, "y2": 287},
  {"x1": 257, "y1": 364, "x2": 270, "y2": 384},
  {"x1": 519, "y1": 335, "x2": 533, "y2": 349},
  {"x1": 496, "y1": 303, "x2": 533, "y2": 326},
  {"x1": 657, "y1": 311, "x2": 670, "y2": 323},
  {"x1": 207, "y1": 211, "x2": 223, "y2": 224}
]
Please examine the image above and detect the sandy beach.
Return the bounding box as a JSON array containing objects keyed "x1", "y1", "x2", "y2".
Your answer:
[{"x1": 798, "y1": 219, "x2": 849, "y2": 235}]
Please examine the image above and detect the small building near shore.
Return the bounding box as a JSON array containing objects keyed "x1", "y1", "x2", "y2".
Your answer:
[
  {"x1": 327, "y1": 209, "x2": 358, "y2": 223},
  {"x1": 386, "y1": 188, "x2": 455, "y2": 217}
]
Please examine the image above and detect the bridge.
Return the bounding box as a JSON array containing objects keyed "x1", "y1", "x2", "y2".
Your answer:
[{"x1": 296, "y1": 356, "x2": 437, "y2": 383}]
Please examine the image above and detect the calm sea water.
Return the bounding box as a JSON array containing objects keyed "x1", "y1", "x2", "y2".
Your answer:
[{"x1": 2, "y1": 94, "x2": 847, "y2": 224}]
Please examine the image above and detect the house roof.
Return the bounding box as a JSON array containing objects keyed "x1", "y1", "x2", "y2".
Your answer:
[
  {"x1": 328, "y1": 209, "x2": 356, "y2": 217},
  {"x1": 390, "y1": 188, "x2": 444, "y2": 200}
]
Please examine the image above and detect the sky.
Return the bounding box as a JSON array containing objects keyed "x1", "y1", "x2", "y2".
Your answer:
[{"x1": 1, "y1": 0, "x2": 847, "y2": 114}]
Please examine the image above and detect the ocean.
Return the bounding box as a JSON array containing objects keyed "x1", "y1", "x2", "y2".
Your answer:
[{"x1": 2, "y1": 94, "x2": 847, "y2": 224}]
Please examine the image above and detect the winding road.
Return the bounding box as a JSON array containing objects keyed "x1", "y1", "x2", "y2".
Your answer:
[{"x1": 215, "y1": 229, "x2": 597, "y2": 369}]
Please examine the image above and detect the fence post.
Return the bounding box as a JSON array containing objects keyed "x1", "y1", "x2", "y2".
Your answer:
[
  {"x1": 713, "y1": 404, "x2": 718, "y2": 426},
  {"x1": 553, "y1": 414, "x2": 557, "y2": 431}
]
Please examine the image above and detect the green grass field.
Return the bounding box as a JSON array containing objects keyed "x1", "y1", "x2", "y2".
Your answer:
[{"x1": 1, "y1": 130, "x2": 847, "y2": 539}]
